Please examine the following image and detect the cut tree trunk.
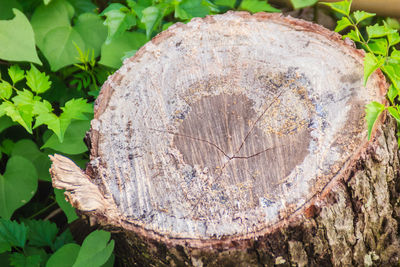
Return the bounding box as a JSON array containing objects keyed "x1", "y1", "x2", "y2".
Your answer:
[{"x1": 50, "y1": 12, "x2": 400, "y2": 266}]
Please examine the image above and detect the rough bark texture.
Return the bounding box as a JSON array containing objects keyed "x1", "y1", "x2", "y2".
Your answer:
[
  {"x1": 50, "y1": 12, "x2": 400, "y2": 266},
  {"x1": 76, "y1": 117, "x2": 400, "y2": 267}
]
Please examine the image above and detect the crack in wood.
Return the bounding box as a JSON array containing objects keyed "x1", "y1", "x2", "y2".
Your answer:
[
  {"x1": 149, "y1": 128, "x2": 229, "y2": 158},
  {"x1": 150, "y1": 88, "x2": 288, "y2": 161},
  {"x1": 176, "y1": 89, "x2": 289, "y2": 216},
  {"x1": 233, "y1": 89, "x2": 287, "y2": 156},
  {"x1": 149, "y1": 128, "x2": 284, "y2": 160}
]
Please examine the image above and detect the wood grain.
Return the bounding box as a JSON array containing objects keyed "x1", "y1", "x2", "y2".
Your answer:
[{"x1": 51, "y1": 12, "x2": 387, "y2": 248}]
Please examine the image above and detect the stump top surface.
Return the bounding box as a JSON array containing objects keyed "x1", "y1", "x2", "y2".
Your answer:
[{"x1": 88, "y1": 12, "x2": 386, "y2": 242}]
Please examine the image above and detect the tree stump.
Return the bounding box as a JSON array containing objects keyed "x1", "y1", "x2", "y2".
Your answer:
[{"x1": 50, "y1": 12, "x2": 400, "y2": 266}]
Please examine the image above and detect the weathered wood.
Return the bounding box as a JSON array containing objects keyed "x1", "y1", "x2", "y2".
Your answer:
[{"x1": 50, "y1": 11, "x2": 399, "y2": 266}]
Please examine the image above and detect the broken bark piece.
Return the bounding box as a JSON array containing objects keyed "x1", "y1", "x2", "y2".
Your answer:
[{"x1": 51, "y1": 12, "x2": 400, "y2": 265}]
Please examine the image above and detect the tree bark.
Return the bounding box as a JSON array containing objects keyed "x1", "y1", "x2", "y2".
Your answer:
[{"x1": 50, "y1": 12, "x2": 400, "y2": 266}]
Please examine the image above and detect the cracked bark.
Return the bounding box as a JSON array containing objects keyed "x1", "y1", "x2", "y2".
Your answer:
[{"x1": 49, "y1": 12, "x2": 400, "y2": 266}]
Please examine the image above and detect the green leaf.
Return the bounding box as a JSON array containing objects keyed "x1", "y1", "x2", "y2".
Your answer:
[
  {"x1": 141, "y1": 6, "x2": 162, "y2": 39},
  {"x1": 291, "y1": 0, "x2": 318, "y2": 9},
  {"x1": 385, "y1": 17, "x2": 400, "y2": 30},
  {"x1": 334, "y1": 16, "x2": 352, "y2": 32},
  {"x1": 8, "y1": 65, "x2": 24, "y2": 85},
  {"x1": 32, "y1": 100, "x2": 53, "y2": 116},
  {"x1": 34, "y1": 113, "x2": 62, "y2": 141},
  {"x1": 99, "y1": 31, "x2": 147, "y2": 69},
  {"x1": 364, "y1": 53, "x2": 384, "y2": 86},
  {"x1": 25, "y1": 65, "x2": 52, "y2": 94},
  {"x1": 53, "y1": 229, "x2": 74, "y2": 251},
  {"x1": 0, "y1": 243, "x2": 11, "y2": 254},
  {"x1": 0, "y1": 0, "x2": 22, "y2": 20},
  {"x1": 391, "y1": 48, "x2": 400, "y2": 61},
  {"x1": 11, "y1": 139, "x2": 51, "y2": 181},
  {"x1": 352, "y1": 10, "x2": 375, "y2": 24},
  {"x1": 9, "y1": 253, "x2": 41, "y2": 267},
  {"x1": 25, "y1": 220, "x2": 58, "y2": 248},
  {"x1": 10, "y1": 90, "x2": 35, "y2": 133},
  {"x1": 46, "y1": 243, "x2": 80, "y2": 267},
  {"x1": 103, "y1": 9, "x2": 136, "y2": 44},
  {"x1": 72, "y1": 230, "x2": 114, "y2": 267},
  {"x1": 12, "y1": 89, "x2": 34, "y2": 107},
  {"x1": 388, "y1": 106, "x2": 400, "y2": 123},
  {"x1": 68, "y1": 0, "x2": 97, "y2": 15},
  {"x1": 382, "y1": 62, "x2": 400, "y2": 92},
  {"x1": 239, "y1": 0, "x2": 280, "y2": 13},
  {"x1": 175, "y1": 0, "x2": 212, "y2": 20},
  {"x1": 320, "y1": 0, "x2": 351, "y2": 16},
  {"x1": 129, "y1": 0, "x2": 153, "y2": 10},
  {"x1": 368, "y1": 38, "x2": 388, "y2": 56},
  {"x1": 0, "y1": 9, "x2": 41, "y2": 64},
  {"x1": 0, "y1": 82, "x2": 12, "y2": 100},
  {"x1": 366, "y1": 24, "x2": 396, "y2": 39},
  {"x1": 24, "y1": 246, "x2": 48, "y2": 266},
  {"x1": 41, "y1": 120, "x2": 90, "y2": 154},
  {"x1": 0, "y1": 219, "x2": 27, "y2": 250},
  {"x1": 214, "y1": 0, "x2": 236, "y2": 8},
  {"x1": 0, "y1": 139, "x2": 14, "y2": 156},
  {"x1": 343, "y1": 29, "x2": 360, "y2": 42},
  {"x1": 54, "y1": 189, "x2": 78, "y2": 223},
  {"x1": 0, "y1": 116, "x2": 15, "y2": 134},
  {"x1": 121, "y1": 50, "x2": 137, "y2": 61},
  {"x1": 388, "y1": 31, "x2": 400, "y2": 47},
  {"x1": 162, "y1": 21, "x2": 174, "y2": 31},
  {"x1": 74, "y1": 13, "x2": 107, "y2": 58},
  {"x1": 0, "y1": 101, "x2": 33, "y2": 134},
  {"x1": 387, "y1": 84, "x2": 398, "y2": 104},
  {"x1": 102, "y1": 253, "x2": 115, "y2": 267},
  {"x1": 61, "y1": 98, "x2": 93, "y2": 120},
  {"x1": 41, "y1": 26, "x2": 86, "y2": 71},
  {"x1": 30, "y1": 0, "x2": 74, "y2": 50},
  {"x1": 365, "y1": 101, "x2": 384, "y2": 140},
  {"x1": 36, "y1": 98, "x2": 93, "y2": 142},
  {"x1": 99, "y1": 3, "x2": 127, "y2": 16},
  {"x1": 0, "y1": 156, "x2": 38, "y2": 219}
]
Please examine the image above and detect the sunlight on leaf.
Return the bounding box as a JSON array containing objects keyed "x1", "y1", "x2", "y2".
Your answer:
[
  {"x1": 363, "y1": 53, "x2": 384, "y2": 85},
  {"x1": 0, "y1": 9, "x2": 41, "y2": 64},
  {"x1": 320, "y1": 0, "x2": 351, "y2": 16},
  {"x1": 26, "y1": 65, "x2": 52, "y2": 94},
  {"x1": 365, "y1": 101, "x2": 384, "y2": 140}
]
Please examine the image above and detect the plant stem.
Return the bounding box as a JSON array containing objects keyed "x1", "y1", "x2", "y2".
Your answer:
[{"x1": 27, "y1": 201, "x2": 57, "y2": 220}]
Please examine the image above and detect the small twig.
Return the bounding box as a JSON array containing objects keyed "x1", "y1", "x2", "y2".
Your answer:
[
  {"x1": 27, "y1": 201, "x2": 57, "y2": 220},
  {"x1": 44, "y1": 208, "x2": 63, "y2": 221}
]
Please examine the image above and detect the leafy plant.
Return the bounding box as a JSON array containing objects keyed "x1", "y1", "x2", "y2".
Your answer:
[
  {"x1": 322, "y1": 0, "x2": 400, "y2": 140},
  {"x1": 0, "y1": 1, "x2": 112, "y2": 265},
  {"x1": 0, "y1": 64, "x2": 93, "y2": 142},
  {"x1": 0, "y1": 218, "x2": 114, "y2": 267},
  {"x1": 100, "y1": 0, "x2": 279, "y2": 45}
]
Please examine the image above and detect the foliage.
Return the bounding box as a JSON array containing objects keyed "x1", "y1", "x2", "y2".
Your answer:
[
  {"x1": 0, "y1": 218, "x2": 113, "y2": 267},
  {"x1": 322, "y1": 0, "x2": 400, "y2": 141},
  {"x1": 0, "y1": 64, "x2": 93, "y2": 142}
]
